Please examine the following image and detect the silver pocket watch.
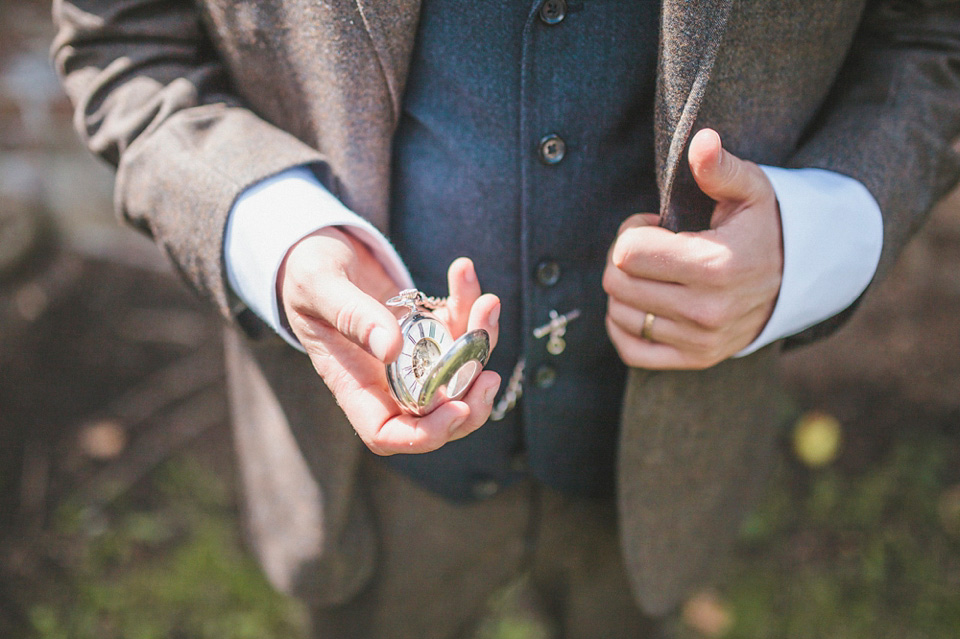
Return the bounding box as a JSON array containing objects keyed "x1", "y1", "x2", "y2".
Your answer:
[{"x1": 385, "y1": 289, "x2": 490, "y2": 416}]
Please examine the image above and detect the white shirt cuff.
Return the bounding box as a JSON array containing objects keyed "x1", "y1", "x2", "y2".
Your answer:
[
  {"x1": 223, "y1": 166, "x2": 413, "y2": 350},
  {"x1": 735, "y1": 166, "x2": 883, "y2": 356}
]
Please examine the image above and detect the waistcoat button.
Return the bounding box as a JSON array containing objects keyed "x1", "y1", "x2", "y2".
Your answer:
[
  {"x1": 471, "y1": 477, "x2": 501, "y2": 499},
  {"x1": 538, "y1": 134, "x2": 566, "y2": 164},
  {"x1": 534, "y1": 365, "x2": 557, "y2": 389},
  {"x1": 539, "y1": 0, "x2": 567, "y2": 25},
  {"x1": 535, "y1": 260, "x2": 561, "y2": 286}
]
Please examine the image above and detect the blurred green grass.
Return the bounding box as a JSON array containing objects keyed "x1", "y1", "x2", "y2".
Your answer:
[
  {"x1": 28, "y1": 459, "x2": 308, "y2": 639},
  {"x1": 23, "y1": 426, "x2": 960, "y2": 639},
  {"x1": 718, "y1": 434, "x2": 960, "y2": 639}
]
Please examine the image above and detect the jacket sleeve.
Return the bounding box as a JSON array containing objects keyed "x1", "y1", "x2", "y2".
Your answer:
[
  {"x1": 785, "y1": 0, "x2": 960, "y2": 346},
  {"x1": 51, "y1": 0, "x2": 327, "y2": 320}
]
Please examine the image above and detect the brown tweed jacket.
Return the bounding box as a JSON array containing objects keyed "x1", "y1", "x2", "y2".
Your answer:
[{"x1": 53, "y1": 0, "x2": 960, "y2": 616}]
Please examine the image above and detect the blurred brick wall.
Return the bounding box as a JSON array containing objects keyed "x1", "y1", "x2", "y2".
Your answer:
[{"x1": 1, "y1": 0, "x2": 115, "y2": 252}]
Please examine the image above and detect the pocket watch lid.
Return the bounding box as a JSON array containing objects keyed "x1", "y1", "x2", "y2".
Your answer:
[{"x1": 416, "y1": 328, "x2": 490, "y2": 415}]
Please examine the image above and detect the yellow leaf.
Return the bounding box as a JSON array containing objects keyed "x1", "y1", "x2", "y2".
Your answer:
[{"x1": 793, "y1": 411, "x2": 842, "y2": 468}]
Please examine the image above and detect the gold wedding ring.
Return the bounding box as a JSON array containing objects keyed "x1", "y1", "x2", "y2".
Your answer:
[{"x1": 641, "y1": 312, "x2": 656, "y2": 342}]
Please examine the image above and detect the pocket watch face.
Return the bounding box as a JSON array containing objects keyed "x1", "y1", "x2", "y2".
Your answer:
[
  {"x1": 396, "y1": 315, "x2": 451, "y2": 399},
  {"x1": 385, "y1": 291, "x2": 490, "y2": 416}
]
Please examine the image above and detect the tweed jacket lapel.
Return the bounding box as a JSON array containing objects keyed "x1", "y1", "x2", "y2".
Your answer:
[
  {"x1": 618, "y1": 0, "x2": 779, "y2": 618},
  {"x1": 655, "y1": 0, "x2": 734, "y2": 232},
  {"x1": 354, "y1": 0, "x2": 422, "y2": 126}
]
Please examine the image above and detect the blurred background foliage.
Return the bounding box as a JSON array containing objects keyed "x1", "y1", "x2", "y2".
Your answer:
[{"x1": 2, "y1": 1, "x2": 959, "y2": 637}]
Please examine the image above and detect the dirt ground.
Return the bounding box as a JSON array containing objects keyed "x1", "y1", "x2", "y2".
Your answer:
[{"x1": 781, "y1": 188, "x2": 960, "y2": 471}]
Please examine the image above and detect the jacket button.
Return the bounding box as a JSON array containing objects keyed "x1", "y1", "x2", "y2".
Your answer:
[
  {"x1": 535, "y1": 260, "x2": 561, "y2": 287},
  {"x1": 539, "y1": 0, "x2": 567, "y2": 25},
  {"x1": 471, "y1": 477, "x2": 501, "y2": 499},
  {"x1": 538, "y1": 134, "x2": 566, "y2": 164},
  {"x1": 534, "y1": 365, "x2": 557, "y2": 389}
]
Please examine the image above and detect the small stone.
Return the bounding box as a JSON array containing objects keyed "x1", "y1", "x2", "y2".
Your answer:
[
  {"x1": 682, "y1": 590, "x2": 734, "y2": 637},
  {"x1": 79, "y1": 420, "x2": 127, "y2": 460},
  {"x1": 793, "y1": 410, "x2": 842, "y2": 468}
]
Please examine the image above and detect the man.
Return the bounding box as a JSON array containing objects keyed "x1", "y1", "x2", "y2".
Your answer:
[{"x1": 52, "y1": 0, "x2": 960, "y2": 637}]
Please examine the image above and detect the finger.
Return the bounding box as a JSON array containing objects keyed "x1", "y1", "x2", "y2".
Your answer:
[
  {"x1": 315, "y1": 329, "x2": 498, "y2": 454},
  {"x1": 603, "y1": 260, "x2": 737, "y2": 331},
  {"x1": 281, "y1": 229, "x2": 403, "y2": 362},
  {"x1": 606, "y1": 315, "x2": 722, "y2": 371},
  {"x1": 299, "y1": 273, "x2": 403, "y2": 362},
  {"x1": 302, "y1": 330, "x2": 441, "y2": 454},
  {"x1": 602, "y1": 262, "x2": 690, "y2": 315},
  {"x1": 606, "y1": 297, "x2": 731, "y2": 356},
  {"x1": 370, "y1": 401, "x2": 472, "y2": 454},
  {"x1": 608, "y1": 220, "x2": 725, "y2": 284},
  {"x1": 688, "y1": 128, "x2": 765, "y2": 205},
  {"x1": 314, "y1": 338, "x2": 471, "y2": 454},
  {"x1": 444, "y1": 257, "x2": 483, "y2": 337},
  {"x1": 467, "y1": 293, "x2": 501, "y2": 352},
  {"x1": 367, "y1": 369, "x2": 499, "y2": 452},
  {"x1": 609, "y1": 213, "x2": 665, "y2": 273},
  {"x1": 604, "y1": 265, "x2": 743, "y2": 342},
  {"x1": 448, "y1": 370, "x2": 501, "y2": 441},
  {"x1": 606, "y1": 315, "x2": 683, "y2": 369},
  {"x1": 616, "y1": 212, "x2": 662, "y2": 236},
  {"x1": 607, "y1": 300, "x2": 699, "y2": 348},
  {"x1": 306, "y1": 320, "x2": 392, "y2": 391},
  {"x1": 603, "y1": 264, "x2": 734, "y2": 331}
]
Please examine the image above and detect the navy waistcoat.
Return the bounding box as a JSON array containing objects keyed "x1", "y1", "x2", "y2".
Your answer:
[{"x1": 385, "y1": 0, "x2": 660, "y2": 501}]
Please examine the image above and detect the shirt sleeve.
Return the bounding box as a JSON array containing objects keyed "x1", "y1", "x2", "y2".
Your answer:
[
  {"x1": 735, "y1": 166, "x2": 883, "y2": 357},
  {"x1": 223, "y1": 166, "x2": 414, "y2": 350}
]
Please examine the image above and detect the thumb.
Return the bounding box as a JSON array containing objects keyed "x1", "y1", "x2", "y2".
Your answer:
[
  {"x1": 311, "y1": 275, "x2": 402, "y2": 362},
  {"x1": 281, "y1": 229, "x2": 403, "y2": 363},
  {"x1": 688, "y1": 128, "x2": 764, "y2": 204}
]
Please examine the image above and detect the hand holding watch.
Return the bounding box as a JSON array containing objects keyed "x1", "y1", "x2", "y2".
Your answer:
[{"x1": 385, "y1": 289, "x2": 491, "y2": 416}]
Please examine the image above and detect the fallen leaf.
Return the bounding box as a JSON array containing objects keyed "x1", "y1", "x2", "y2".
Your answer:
[
  {"x1": 79, "y1": 420, "x2": 127, "y2": 460},
  {"x1": 793, "y1": 410, "x2": 842, "y2": 468},
  {"x1": 682, "y1": 590, "x2": 733, "y2": 638}
]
